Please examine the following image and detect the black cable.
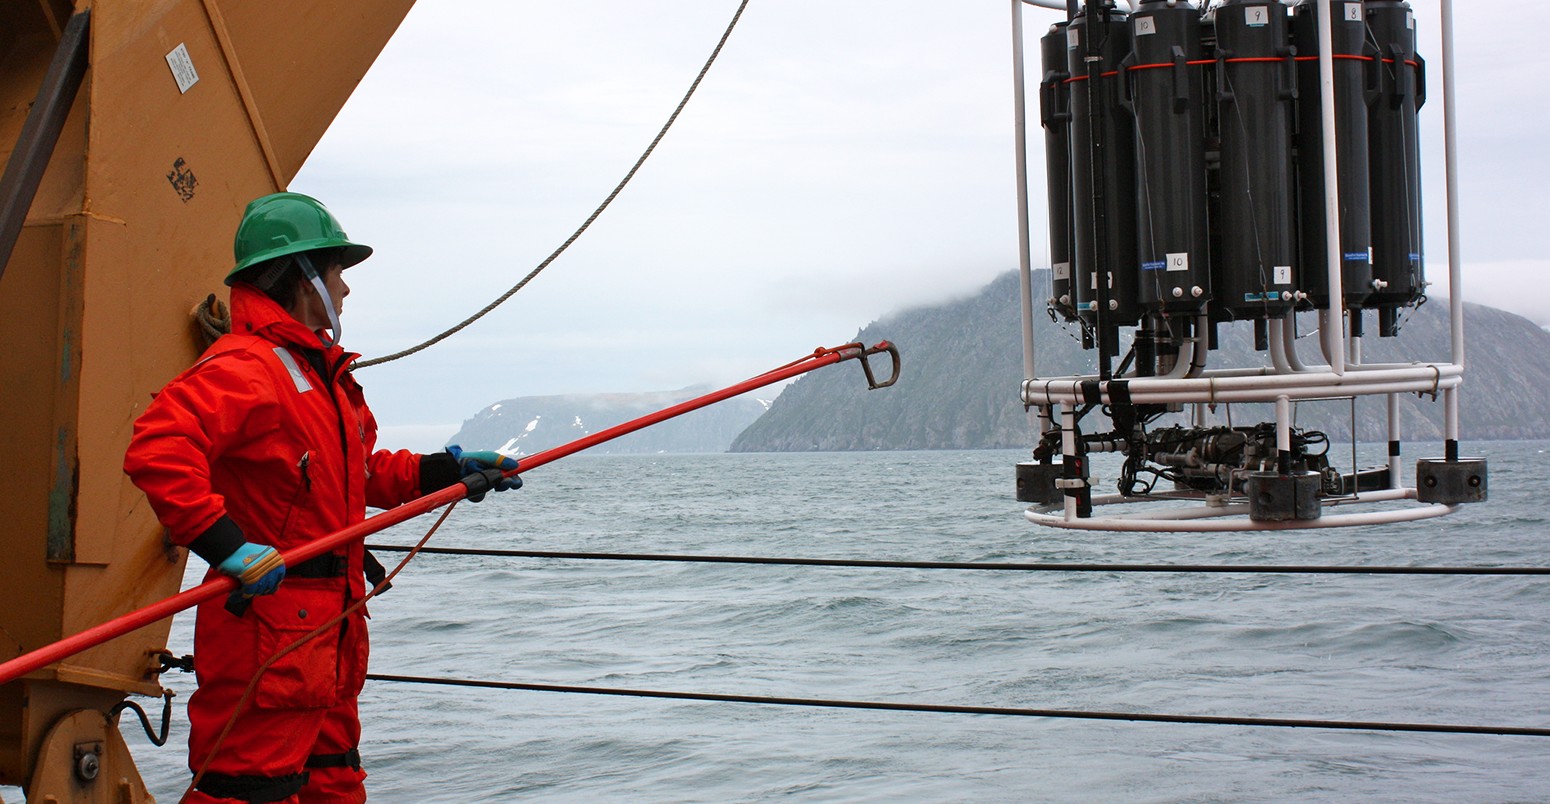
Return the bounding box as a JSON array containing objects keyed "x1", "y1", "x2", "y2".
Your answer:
[
  {"x1": 364, "y1": 672, "x2": 1550, "y2": 738},
  {"x1": 109, "y1": 693, "x2": 174, "y2": 747},
  {"x1": 364, "y1": 544, "x2": 1550, "y2": 576},
  {"x1": 355, "y1": 0, "x2": 753, "y2": 369}
]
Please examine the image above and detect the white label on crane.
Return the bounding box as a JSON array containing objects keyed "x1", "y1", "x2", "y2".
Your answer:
[
  {"x1": 1136, "y1": 17, "x2": 1157, "y2": 37},
  {"x1": 1167, "y1": 253, "x2": 1189, "y2": 272},
  {"x1": 1345, "y1": 3, "x2": 1363, "y2": 22},
  {"x1": 1245, "y1": 6, "x2": 1269, "y2": 27},
  {"x1": 166, "y1": 43, "x2": 199, "y2": 94},
  {"x1": 1274, "y1": 265, "x2": 1292, "y2": 285}
]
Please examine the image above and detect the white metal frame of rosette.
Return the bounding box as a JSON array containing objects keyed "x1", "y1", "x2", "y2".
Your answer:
[{"x1": 1008, "y1": 0, "x2": 1470, "y2": 531}]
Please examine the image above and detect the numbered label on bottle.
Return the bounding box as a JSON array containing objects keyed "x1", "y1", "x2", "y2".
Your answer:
[
  {"x1": 1166, "y1": 253, "x2": 1189, "y2": 273},
  {"x1": 1135, "y1": 17, "x2": 1157, "y2": 37},
  {"x1": 1245, "y1": 6, "x2": 1269, "y2": 27},
  {"x1": 1345, "y1": 3, "x2": 1363, "y2": 22}
]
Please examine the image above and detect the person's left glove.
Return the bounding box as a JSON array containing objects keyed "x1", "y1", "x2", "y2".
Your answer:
[
  {"x1": 446, "y1": 445, "x2": 521, "y2": 501},
  {"x1": 217, "y1": 542, "x2": 286, "y2": 598}
]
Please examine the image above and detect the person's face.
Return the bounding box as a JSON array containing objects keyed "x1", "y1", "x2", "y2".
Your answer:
[
  {"x1": 295, "y1": 262, "x2": 348, "y2": 330},
  {"x1": 321, "y1": 263, "x2": 349, "y2": 316}
]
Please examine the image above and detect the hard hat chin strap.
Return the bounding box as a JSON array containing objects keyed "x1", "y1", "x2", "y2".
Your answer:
[{"x1": 294, "y1": 252, "x2": 342, "y2": 348}]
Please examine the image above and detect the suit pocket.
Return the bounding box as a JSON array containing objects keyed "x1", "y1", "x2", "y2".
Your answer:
[{"x1": 252, "y1": 582, "x2": 343, "y2": 710}]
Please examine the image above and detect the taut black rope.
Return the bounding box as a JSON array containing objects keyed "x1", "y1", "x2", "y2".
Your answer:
[
  {"x1": 364, "y1": 544, "x2": 1550, "y2": 576},
  {"x1": 365, "y1": 673, "x2": 1550, "y2": 738}
]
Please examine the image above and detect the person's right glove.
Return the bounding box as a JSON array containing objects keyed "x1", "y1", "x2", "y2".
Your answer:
[
  {"x1": 217, "y1": 542, "x2": 286, "y2": 599},
  {"x1": 446, "y1": 445, "x2": 521, "y2": 501}
]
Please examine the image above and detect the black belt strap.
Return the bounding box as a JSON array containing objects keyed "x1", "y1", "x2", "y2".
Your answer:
[
  {"x1": 287, "y1": 551, "x2": 390, "y2": 594},
  {"x1": 195, "y1": 771, "x2": 307, "y2": 803},
  {"x1": 306, "y1": 747, "x2": 362, "y2": 771},
  {"x1": 288, "y1": 552, "x2": 345, "y2": 578}
]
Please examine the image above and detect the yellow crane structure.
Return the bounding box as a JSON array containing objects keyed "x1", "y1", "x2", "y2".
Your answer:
[{"x1": 0, "y1": 2, "x2": 412, "y2": 798}]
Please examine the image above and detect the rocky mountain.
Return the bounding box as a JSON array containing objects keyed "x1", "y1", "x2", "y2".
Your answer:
[
  {"x1": 447, "y1": 386, "x2": 771, "y2": 456},
  {"x1": 730, "y1": 269, "x2": 1550, "y2": 451}
]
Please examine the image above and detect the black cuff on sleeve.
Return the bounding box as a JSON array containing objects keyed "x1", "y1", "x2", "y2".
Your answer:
[
  {"x1": 188, "y1": 515, "x2": 245, "y2": 566},
  {"x1": 419, "y1": 452, "x2": 461, "y2": 496}
]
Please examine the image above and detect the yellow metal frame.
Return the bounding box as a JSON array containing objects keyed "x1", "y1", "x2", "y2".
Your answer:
[{"x1": 0, "y1": 0, "x2": 413, "y2": 794}]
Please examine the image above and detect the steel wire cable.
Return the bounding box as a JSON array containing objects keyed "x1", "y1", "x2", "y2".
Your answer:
[
  {"x1": 355, "y1": 0, "x2": 752, "y2": 369},
  {"x1": 364, "y1": 672, "x2": 1550, "y2": 738},
  {"x1": 364, "y1": 544, "x2": 1550, "y2": 575}
]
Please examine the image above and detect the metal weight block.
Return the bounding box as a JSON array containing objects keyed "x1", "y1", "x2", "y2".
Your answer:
[
  {"x1": 1415, "y1": 458, "x2": 1488, "y2": 504},
  {"x1": 1247, "y1": 471, "x2": 1322, "y2": 522},
  {"x1": 1016, "y1": 462, "x2": 1065, "y2": 505}
]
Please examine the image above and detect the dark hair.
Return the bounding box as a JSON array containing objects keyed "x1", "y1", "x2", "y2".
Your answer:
[{"x1": 237, "y1": 247, "x2": 345, "y2": 310}]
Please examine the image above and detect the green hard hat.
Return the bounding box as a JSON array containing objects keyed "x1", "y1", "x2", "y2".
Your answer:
[{"x1": 226, "y1": 192, "x2": 373, "y2": 286}]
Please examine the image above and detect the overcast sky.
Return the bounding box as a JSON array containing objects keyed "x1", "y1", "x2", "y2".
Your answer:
[{"x1": 287, "y1": 1, "x2": 1547, "y2": 452}]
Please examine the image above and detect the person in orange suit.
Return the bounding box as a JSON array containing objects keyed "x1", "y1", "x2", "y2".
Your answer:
[{"x1": 125, "y1": 192, "x2": 518, "y2": 803}]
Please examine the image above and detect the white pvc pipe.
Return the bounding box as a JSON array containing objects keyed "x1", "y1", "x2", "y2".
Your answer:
[
  {"x1": 1023, "y1": 371, "x2": 1464, "y2": 401},
  {"x1": 1031, "y1": 484, "x2": 1434, "y2": 525},
  {"x1": 1123, "y1": 381, "x2": 1459, "y2": 406},
  {"x1": 1028, "y1": 360, "x2": 1464, "y2": 388},
  {"x1": 1158, "y1": 336, "x2": 1196, "y2": 379},
  {"x1": 1277, "y1": 396, "x2": 1289, "y2": 477},
  {"x1": 1318, "y1": 309, "x2": 1344, "y2": 369},
  {"x1": 1268, "y1": 317, "x2": 1320, "y2": 375},
  {"x1": 1282, "y1": 313, "x2": 1316, "y2": 372},
  {"x1": 1185, "y1": 314, "x2": 1209, "y2": 378},
  {"x1": 1440, "y1": 0, "x2": 1465, "y2": 369},
  {"x1": 1012, "y1": 0, "x2": 1038, "y2": 385},
  {"x1": 1026, "y1": 375, "x2": 1462, "y2": 408},
  {"x1": 1387, "y1": 393, "x2": 1402, "y2": 488},
  {"x1": 1268, "y1": 318, "x2": 1291, "y2": 373},
  {"x1": 1445, "y1": 386, "x2": 1460, "y2": 443},
  {"x1": 1025, "y1": 361, "x2": 1464, "y2": 404},
  {"x1": 1025, "y1": 490, "x2": 1459, "y2": 531},
  {"x1": 1315, "y1": 0, "x2": 1346, "y2": 375}
]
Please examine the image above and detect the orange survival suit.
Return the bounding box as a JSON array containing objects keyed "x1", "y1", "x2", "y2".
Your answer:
[{"x1": 125, "y1": 283, "x2": 460, "y2": 802}]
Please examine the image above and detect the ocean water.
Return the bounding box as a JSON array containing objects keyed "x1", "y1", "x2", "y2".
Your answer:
[{"x1": 106, "y1": 442, "x2": 1550, "y2": 801}]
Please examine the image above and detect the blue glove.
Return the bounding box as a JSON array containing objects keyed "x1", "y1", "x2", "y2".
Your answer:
[
  {"x1": 446, "y1": 445, "x2": 522, "y2": 494},
  {"x1": 217, "y1": 542, "x2": 286, "y2": 598}
]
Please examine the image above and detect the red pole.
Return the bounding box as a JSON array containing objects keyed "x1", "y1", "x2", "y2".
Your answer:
[{"x1": 0, "y1": 343, "x2": 884, "y2": 687}]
